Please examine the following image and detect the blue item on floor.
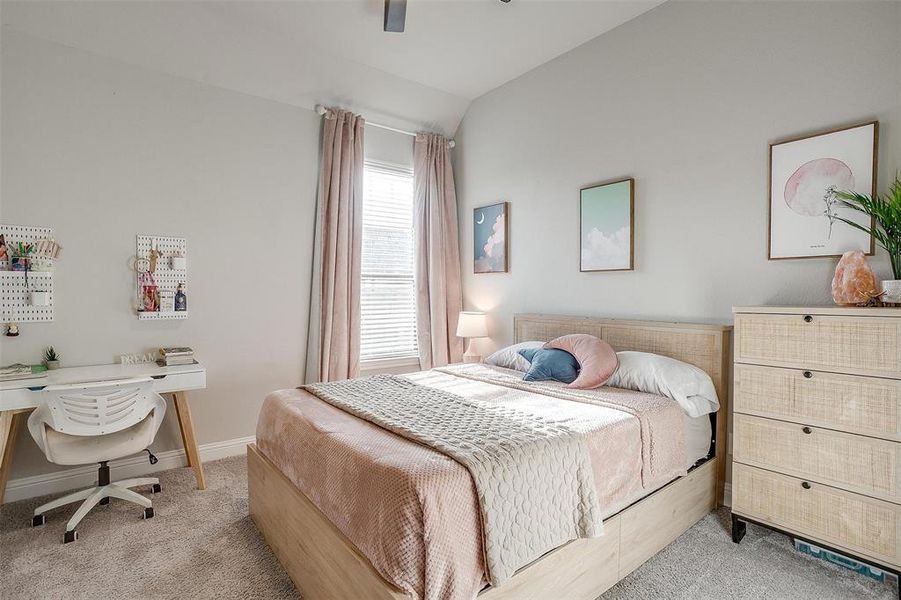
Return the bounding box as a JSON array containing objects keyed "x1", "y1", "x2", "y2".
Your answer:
[{"x1": 794, "y1": 539, "x2": 898, "y2": 587}]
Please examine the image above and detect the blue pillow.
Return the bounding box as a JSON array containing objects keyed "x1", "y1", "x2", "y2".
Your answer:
[{"x1": 518, "y1": 348, "x2": 580, "y2": 384}]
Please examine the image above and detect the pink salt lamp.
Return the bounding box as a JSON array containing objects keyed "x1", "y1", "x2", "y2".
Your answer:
[{"x1": 832, "y1": 250, "x2": 880, "y2": 306}]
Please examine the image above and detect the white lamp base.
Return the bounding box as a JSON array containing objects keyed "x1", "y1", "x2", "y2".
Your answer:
[{"x1": 462, "y1": 339, "x2": 482, "y2": 364}]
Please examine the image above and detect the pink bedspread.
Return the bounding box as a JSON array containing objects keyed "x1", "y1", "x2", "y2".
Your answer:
[{"x1": 255, "y1": 365, "x2": 687, "y2": 600}]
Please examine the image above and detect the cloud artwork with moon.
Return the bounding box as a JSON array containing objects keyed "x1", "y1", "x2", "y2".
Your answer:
[{"x1": 473, "y1": 203, "x2": 507, "y2": 273}]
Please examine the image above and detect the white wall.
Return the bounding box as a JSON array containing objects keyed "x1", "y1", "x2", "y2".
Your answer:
[
  {"x1": 0, "y1": 30, "x2": 321, "y2": 479},
  {"x1": 455, "y1": 0, "x2": 901, "y2": 352},
  {"x1": 365, "y1": 125, "x2": 414, "y2": 169}
]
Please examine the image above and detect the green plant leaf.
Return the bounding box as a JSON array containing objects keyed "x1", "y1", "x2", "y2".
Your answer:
[{"x1": 834, "y1": 175, "x2": 901, "y2": 279}]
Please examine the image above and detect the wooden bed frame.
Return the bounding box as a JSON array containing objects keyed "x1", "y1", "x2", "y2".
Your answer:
[{"x1": 248, "y1": 314, "x2": 732, "y2": 600}]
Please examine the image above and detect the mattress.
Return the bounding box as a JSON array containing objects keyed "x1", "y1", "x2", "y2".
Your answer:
[{"x1": 255, "y1": 365, "x2": 712, "y2": 600}]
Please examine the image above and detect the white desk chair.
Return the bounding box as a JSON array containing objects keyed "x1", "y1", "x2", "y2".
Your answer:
[{"x1": 27, "y1": 377, "x2": 167, "y2": 543}]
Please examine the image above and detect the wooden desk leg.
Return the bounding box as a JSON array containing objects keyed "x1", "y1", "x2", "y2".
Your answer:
[
  {"x1": 0, "y1": 410, "x2": 26, "y2": 505},
  {"x1": 172, "y1": 391, "x2": 206, "y2": 490}
]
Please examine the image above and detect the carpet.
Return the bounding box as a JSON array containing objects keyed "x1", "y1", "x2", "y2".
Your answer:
[{"x1": 1, "y1": 456, "x2": 894, "y2": 599}]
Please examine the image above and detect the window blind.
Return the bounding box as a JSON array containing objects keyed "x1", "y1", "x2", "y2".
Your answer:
[{"x1": 360, "y1": 162, "x2": 418, "y2": 363}]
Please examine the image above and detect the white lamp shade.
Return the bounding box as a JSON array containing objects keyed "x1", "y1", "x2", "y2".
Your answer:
[{"x1": 456, "y1": 311, "x2": 488, "y2": 338}]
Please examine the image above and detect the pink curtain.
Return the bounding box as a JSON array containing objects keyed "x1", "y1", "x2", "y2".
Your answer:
[
  {"x1": 306, "y1": 108, "x2": 364, "y2": 382},
  {"x1": 414, "y1": 133, "x2": 463, "y2": 369}
]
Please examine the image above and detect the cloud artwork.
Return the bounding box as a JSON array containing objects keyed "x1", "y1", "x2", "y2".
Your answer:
[
  {"x1": 580, "y1": 226, "x2": 630, "y2": 271},
  {"x1": 580, "y1": 178, "x2": 634, "y2": 272},
  {"x1": 482, "y1": 214, "x2": 504, "y2": 257},
  {"x1": 473, "y1": 202, "x2": 507, "y2": 273}
]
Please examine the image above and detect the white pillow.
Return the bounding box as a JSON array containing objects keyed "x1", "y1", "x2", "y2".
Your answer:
[
  {"x1": 484, "y1": 341, "x2": 544, "y2": 372},
  {"x1": 606, "y1": 351, "x2": 719, "y2": 417}
]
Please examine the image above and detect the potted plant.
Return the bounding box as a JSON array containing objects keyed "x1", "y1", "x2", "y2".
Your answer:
[
  {"x1": 44, "y1": 346, "x2": 60, "y2": 370},
  {"x1": 834, "y1": 175, "x2": 901, "y2": 304}
]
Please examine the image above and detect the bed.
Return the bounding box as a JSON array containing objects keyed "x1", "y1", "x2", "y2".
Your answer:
[{"x1": 248, "y1": 314, "x2": 731, "y2": 600}]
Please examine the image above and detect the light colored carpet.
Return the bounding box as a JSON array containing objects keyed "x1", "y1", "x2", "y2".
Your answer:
[{"x1": 1, "y1": 456, "x2": 895, "y2": 599}]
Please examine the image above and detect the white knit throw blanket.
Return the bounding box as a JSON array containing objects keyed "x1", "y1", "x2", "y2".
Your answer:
[{"x1": 303, "y1": 374, "x2": 603, "y2": 585}]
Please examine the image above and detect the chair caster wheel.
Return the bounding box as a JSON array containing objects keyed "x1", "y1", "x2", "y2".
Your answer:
[
  {"x1": 99, "y1": 497, "x2": 110, "y2": 506},
  {"x1": 149, "y1": 483, "x2": 162, "y2": 494},
  {"x1": 64, "y1": 529, "x2": 78, "y2": 544},
  {"x1": 32, "y1": 514, "x2": 46, "y2": 527},
  {"x1": 143, "y1": 507, "x2": 154, "y2": 519}
]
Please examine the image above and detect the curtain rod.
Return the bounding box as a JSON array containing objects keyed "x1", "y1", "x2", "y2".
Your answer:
[{"x1": 314, "y1": 105, "x2": 455, "y2": 148}]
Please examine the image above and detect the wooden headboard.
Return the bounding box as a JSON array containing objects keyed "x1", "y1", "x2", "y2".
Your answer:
[
  {"x1": 514, "y1": 313, "x2": 732, "y2": 504},
  {"x1": 514, "y1": 313, "x2": 731, "y2": 400}
]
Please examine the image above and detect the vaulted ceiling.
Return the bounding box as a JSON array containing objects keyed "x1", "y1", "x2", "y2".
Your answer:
[{"x1": 2, "y1": 0, "x2": 663, "y2": 134}]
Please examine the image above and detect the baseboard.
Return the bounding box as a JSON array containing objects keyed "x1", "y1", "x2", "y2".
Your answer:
[{"x1": 4, "y1": 435, "x2": 255, "y2": 504}]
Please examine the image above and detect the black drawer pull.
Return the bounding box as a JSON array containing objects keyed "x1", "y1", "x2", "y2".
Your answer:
[
  {"x1": 803, "y1": 314, "x2": 813, "y2": 323},
  {"x1": 802, "y1": 427, "x2": 812, "y2": 434},
  {"x1": 803, "y1": 371, "x2": 812, "y2": 379},
  {"x1": 801, "y1": 481, "x2": 811, "y2": 489}
]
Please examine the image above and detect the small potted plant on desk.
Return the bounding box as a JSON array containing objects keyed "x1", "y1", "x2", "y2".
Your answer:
[
  {"x1": 835, "y1": 175, "x2": 901, "y2": 305},
  {"x1": 44, "y1": 346, "x2": 60, "y2": 370}
]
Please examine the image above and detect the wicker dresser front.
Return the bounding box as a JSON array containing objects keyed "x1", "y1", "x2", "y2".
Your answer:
[{"x1": 732, "y1": 306, "x2": 901, "y2": 572}]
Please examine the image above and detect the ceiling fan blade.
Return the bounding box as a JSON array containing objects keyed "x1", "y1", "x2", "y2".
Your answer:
[{"x1": 384, "y1": 0, "x2": 406, "y2": 33}]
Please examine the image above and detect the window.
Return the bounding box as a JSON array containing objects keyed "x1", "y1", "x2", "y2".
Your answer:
[{"x1": 360, "y1": 161, "x2": 418, "y2": 364}]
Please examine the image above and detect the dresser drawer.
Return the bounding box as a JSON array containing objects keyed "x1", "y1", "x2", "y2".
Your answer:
[
  {"x1": 733, "y1": 464, "x2": 901, "y2": 568},
  {"x1": 734, "y1": 414, "x2": 900, "y2": 502},
  {"x1": 734, "y1": 364, "x2": 901, "y2": 441},
  {"x1": 734, "y1": 313, "x2": 901, "y2": 378}
]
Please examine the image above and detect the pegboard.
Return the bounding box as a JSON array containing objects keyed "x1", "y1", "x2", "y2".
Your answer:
[
  {"x1": 0, "y1": 272, "x2": 54, "y2": 322},
  {"x1": 136, "y1": 235, "x2": 188, "y2": 320},
  {"x1": 0, "y1": 224, "x2": 54, "y2": 271},
  {"x1": 0, "y1": 224, "x2": 55, "y2": 323},
  {"x1": 138, "y1": 310, "x2": 188, "y2": 320}
]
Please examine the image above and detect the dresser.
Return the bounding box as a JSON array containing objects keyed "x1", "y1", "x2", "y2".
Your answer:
[{"x1": 731, "y1": 306, "x2": 901, "y2": 577}]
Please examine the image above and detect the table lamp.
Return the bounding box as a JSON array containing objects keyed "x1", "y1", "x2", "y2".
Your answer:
[{"x1": 456, "y1": 311, "x2": 489, "y2": 363}]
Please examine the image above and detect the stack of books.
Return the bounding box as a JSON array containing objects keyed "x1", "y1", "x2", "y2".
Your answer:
[
  {"x1": 158, "y1": 347, "x2": 195, "y2": 366},
  {"x1": 0, "y1": 363, "x2": 45, "y2": 381}
]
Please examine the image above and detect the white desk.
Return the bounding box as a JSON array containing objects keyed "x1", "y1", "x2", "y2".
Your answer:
[{"x1": 0, "y1": 361, "x2": 207, "y2": 503}]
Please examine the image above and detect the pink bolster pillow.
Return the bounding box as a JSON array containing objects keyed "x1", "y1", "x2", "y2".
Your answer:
[{"x1": 543, "y1": 334, "x2": 618, "y2": 390}]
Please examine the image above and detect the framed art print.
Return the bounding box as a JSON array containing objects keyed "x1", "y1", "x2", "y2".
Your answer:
[
  {"x1": 580, "y1": 178, "x2": 634, "y2": 272},
  {"x1": 768, "y1": 121, "x2": 877, "y2": 259},
  {"x1": 474, "y1": 201, "x2": 508, "y2": 273}
]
